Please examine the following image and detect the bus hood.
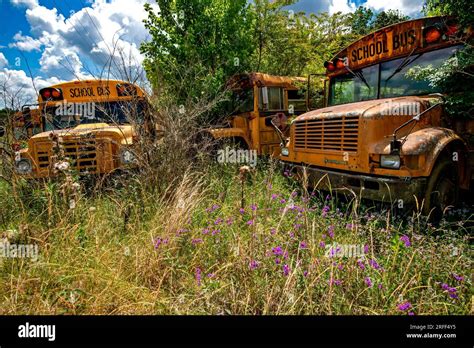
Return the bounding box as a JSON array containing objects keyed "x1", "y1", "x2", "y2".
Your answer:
[
  {"x1": 296, "y1": 96, "x2": 437, "y2": 121},
  {"x1": 30, "y1": 123, "x2": 134, "y2": 145}
]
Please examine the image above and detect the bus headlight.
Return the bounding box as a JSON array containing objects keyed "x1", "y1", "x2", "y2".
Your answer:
[
  {"x1": 16, "y1": 158, "x2": 32, "y2": 174},
  {"x1": 281, "y1": 147, "x2": 289, "y2": 156},
  {"x1": 120, "y1": 148, "x2": 136, "y2": 164},
  {"x1": 380, "y1": 155, "x2": 400, "y2": 169}
]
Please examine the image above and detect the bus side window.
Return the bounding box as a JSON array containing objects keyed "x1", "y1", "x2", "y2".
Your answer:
[{"x1": 287, "y1": 89, "x2": 306, "y2": 113}]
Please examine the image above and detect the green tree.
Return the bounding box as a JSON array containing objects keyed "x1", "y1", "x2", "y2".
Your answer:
[
  {"x1": 350, "y1": 6, "x2": 409, "y2": 37},
  {"x1": 418, "y1": 0, "x2": 474, "y2": 119},
  {"x1": 141, "y1": 0, "x2": 254, "y2": 105}
]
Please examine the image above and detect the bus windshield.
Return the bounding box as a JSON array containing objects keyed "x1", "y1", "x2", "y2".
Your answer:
[
  {"x1": 44, "y1": 100, "x2": 147, "y2": 130},
  {"x1": 329, "y1": 45, "x2": 464, "y2": 106},
  {"x1": 229, "y1": 88, "x2": 254, "y2": 115}
]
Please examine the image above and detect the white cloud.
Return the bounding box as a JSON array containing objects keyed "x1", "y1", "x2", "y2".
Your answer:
[
  {"x1": 329, "y1": 0, "x2": 357, "y2": 14},
  {"x1": 327, "y1": 0, "x2": 423, "y2": 16},
  {"x1": 0, "y1": 53, "x2": 8, "y2": 68},
  {"x1": 11, "y1": 0, "x2": 157, "y2": 82},
  {"x1": 9, "y1": 32, "x2": 43, "y2": 52},
  {"x1": 364, "y1": 0, "x2": 424, "y2": 16},
  {"x1": 10, "y1": 0, "x2": 38, "y2": 9},
  {"x1": 0, "y1": 68, "x2": 63, "y2": 108}
]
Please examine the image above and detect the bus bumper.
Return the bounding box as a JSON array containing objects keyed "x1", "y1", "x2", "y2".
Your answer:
[{"x1": 284, "y1": 163, "x2": 427, "y2": 204}]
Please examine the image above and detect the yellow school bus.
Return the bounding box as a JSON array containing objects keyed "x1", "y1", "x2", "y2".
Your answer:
[
  {"x1": 280, "y1": 16, "x2": 473, "y2": 219},
  {"x1": 14, "y1": 80, "x2": 151, "y2": 178},
  {"x1": 208, "y1": 72, "x2": 307, "y2": 156}
]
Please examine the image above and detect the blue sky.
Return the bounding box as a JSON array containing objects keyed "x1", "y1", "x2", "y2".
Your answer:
[{"x1": 0, "y1": 0, "x2": 425, "y2": 108}]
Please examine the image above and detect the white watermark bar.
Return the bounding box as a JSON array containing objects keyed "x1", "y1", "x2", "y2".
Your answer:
[
  {"x1": 0, "y1": 241, "x2": 39, "y2": 262},
  {"x1": 217, "y1": 146, "x2": 258, "y2": 167}
]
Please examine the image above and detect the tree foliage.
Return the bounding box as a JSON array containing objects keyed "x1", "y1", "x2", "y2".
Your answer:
[
  {"x1": 350, "y1": 6, "x2": 410, "y2": 37},
  {"x1": 420, "y1": 0, "x2": 474, "y2": 119}
]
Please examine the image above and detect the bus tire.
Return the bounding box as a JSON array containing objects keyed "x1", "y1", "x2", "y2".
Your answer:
[{"x1": 423, "y1": 157, "x2": 459, "y2": 222}]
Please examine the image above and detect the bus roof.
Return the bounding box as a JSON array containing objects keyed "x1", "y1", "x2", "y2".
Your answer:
[
  {"x1": 327, "y1": 16, "x2": 465, "y2": 76},
  {"x1": 38, "y1": 79, "x2": 148, "y2": 103},
  {"x1": 228, "y1": 72, "x2": 306, "y2": 89}
]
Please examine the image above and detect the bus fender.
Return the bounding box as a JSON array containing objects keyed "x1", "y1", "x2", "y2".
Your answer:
[{"x1": 401, "y1": 127, "x2": 470, "y2": 189}]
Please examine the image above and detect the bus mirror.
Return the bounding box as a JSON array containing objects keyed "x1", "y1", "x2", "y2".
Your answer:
[{"x1": 22, "y1": 108, "x2": 33, "y2": 128}]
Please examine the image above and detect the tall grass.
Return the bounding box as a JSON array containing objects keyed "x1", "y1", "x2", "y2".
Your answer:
[{"x1": 0, "y1": 159, "x2": 471, "y2": 315}]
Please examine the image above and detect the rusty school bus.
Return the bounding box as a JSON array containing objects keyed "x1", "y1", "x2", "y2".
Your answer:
[
  {"x1": 280, "y1": 16, "x2": 473, "y2": 218},
  {"x1": 208, "y1": 72, "x2": 307, "y2": 156},
  {"x1": 14, "y1": 80, "x2": 150, "y2": 178}
]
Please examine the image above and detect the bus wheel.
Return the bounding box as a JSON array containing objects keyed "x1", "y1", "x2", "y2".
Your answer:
[{"x1": 423, "y1": 157, "x2": 459, "y2": 222}]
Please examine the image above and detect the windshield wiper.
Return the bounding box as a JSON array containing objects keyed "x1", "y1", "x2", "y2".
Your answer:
[
  {"x1": 345, "y1": 65, "x2": 371, "y2": 90},
  {"x1": 384, "y1": 47, "x2": 421, "y2": 84}
]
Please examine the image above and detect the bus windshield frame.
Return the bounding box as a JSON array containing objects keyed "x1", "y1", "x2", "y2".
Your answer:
[{"x1": 328, "y1": 44, "x2": 464, "y2": 106}]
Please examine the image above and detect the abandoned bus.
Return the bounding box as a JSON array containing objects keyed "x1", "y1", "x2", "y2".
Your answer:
[
  {"x1": 14, "y1": 79, "x2": 150, "y2": 178},
  {"x1": 280, "y1": 16, "x2": 473, "y2": 218},
  {"x1": 208, "y1": 72, "x2": 307, "y2": 156}
]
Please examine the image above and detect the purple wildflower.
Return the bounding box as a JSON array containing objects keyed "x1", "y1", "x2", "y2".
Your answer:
[
  {"x1": 357, "y1": 260, "x2": 365, "y2": 270},
  {"x1": 364, "y1": 277, "x2": 373, "y2": 288},
  {"x1": 211, "y1": 229, "x2": 221, "y2": 235},
  {"x1": 328, "y1": 225, "x2": 335, "y2": 238},
  {"x1": 239, "y1": 208, "x2": 245, "y2": 214},
  {"x1": 154, "y1": 238, "x2": 162, "y2": 249},
  {"x1": 364, "y1": 244, "x2": 369, "y2": 254},
  {"x1": 214, "y1": 217, "x2": 223, "y2": 225},
  {"x1": 283, "y1": 264, "x2": 290, "y2": 276},
  {"x1": 303, "y1": 270, "x2": 309, "y2": 277},
  {"x1": 202, "y1": 228, "x2": 210, "y2": 235},
  {"x1": 408, "y1": 311, "x2": 415, "y2": 316},
  {"x1": 452, "y1": 274, "x2": 464, "y2": 282},
  {"x1": 192, "y1": 238, "x2": 203, "y2": 245},
  {"x1": 271, "y1": 193, "x2": 279, "y2": 200},
  {"x1": 299, "y1": 241, "x2": 308, "y2": 249},
  {"x1": 319, "y1": 241, "x2": 326, "y2": 248},
  {"x1": 196, "y1": 268, "x2": 202, "y2": 286},
  {"x1": 291, "y1": 191, "x2": 298, "y2": 198},
  {"x1": 400, "y1": 235, "x2": 411, "y2": 247},
  {"x1": 226, "y1": 217, "x2": 234, "y2": 225},
  {"x1": 280, "y1": 198, "x2": 286, "y2": 204},
  {"x1": 397, "y1": 302, "x2": 412, "y2": 311},
  {"x1": 249, "y1": 260, "x2": 259, "y2": 270},
  {"x1": 207, "y1": 273, "x2": 215, "y2": 278},
  {"x1": 247, "y1": 219, "x2": 255, "y2": 226},
  {"x1": 275, "y1": 258, "x2": 281, "y2": 265},
  {"x1": 272, "y1": 246, "x2": 283, "y2": 255},
  {"x1": 270, "y1": 228, "x2": 276, "y2": 235},
  {"x1": 369, "y1": 259, "x2": 381, "y2": 270},
  {"x1": 250, "y1": 204, "x2": 257, "y2": 211}
]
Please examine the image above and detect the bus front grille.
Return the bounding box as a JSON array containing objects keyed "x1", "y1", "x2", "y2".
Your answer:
[
  {"x1": 61, "y1": 137, "x2": 98, "y2": 173},
  {"x1": 294, "y1": 115, "x2": 359, "y2": 152},
  {"x1": 35, "y1": 137, "x2": 100, "y2": 174}
]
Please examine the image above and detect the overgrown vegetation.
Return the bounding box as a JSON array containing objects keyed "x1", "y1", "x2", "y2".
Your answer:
[
  {"x1": 0, "y1": 159, "x2": 471, "y2": 314},
  {"x1": 0, "y1": 0, "x2": 472, "y2": 315}
]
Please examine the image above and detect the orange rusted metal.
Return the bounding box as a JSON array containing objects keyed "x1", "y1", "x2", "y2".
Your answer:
[
  {"x1": 210, "y1": 72, "x2": 307, "y2": 156},
  {"x1": 282, "y1": 16, "x2": 473, "y2": 205}
]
